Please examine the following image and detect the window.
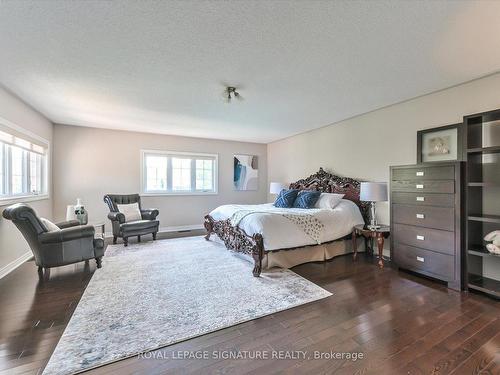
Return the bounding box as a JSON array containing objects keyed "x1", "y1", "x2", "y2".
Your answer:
[
  {"x1": 145, "y1": 154, "x2": 167, "y2": 191},
  {"x1": 172, "y1": 157, "x2": 192, "y2": 191},
  {"x1": 141, "y1": 150, "x2": 217, "y2": 195},
  {"x1": 0, "y1": 125, "x2": 48, "y2": 201},
  {"x1": 196, "y1": 159, "x2": 214, "y2": 191}
]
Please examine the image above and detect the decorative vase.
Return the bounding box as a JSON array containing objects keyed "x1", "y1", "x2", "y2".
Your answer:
[{"x1": 74, "y1": 198, "x2": 88, "y2": 225}]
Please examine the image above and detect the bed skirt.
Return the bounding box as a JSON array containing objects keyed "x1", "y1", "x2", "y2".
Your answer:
[{"x1": 211, "y1": 236, "x2": 364, "y2": 270}]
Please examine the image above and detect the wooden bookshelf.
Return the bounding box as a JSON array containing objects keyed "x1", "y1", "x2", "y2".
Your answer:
[
  {"x1": 467, "y1": 145, "x2": 500, "y2": 154},
  {"x1": 468, "y1": 274, "x2": 500, "y2": 299},
  {"x1": 464, "y1": 109, "x2": 500, "y2": 299}
]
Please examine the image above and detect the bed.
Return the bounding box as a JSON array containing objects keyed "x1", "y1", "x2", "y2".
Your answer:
[{"x1": 204, "y1": 168, "x2": 370, "y2": 276}]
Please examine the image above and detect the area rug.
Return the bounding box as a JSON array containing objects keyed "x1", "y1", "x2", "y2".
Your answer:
[{"x1": 43, "y1": 236, "x2": 331, "y2": 375}]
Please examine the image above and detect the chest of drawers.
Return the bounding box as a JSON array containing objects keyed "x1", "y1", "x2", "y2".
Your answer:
[{"x1": 390, "y1": 162, "x2": 464, "y2": 291}]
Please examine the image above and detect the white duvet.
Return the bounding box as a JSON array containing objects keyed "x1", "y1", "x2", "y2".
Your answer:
[{"x1": 209, "y1": 200, "x2": 364, "y2": 251}]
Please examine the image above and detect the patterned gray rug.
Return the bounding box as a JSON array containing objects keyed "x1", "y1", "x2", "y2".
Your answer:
[{"x1": 43, "y1": 236, "x2": 331, "y2": 375}]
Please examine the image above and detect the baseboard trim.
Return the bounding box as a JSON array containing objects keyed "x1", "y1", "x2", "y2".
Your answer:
[
  {"x1": 103, "y1": 224, "x2": 204, "y2": 239},
  {"x1": 0, "y1": 251, "x2": 33, "y2": 280}
]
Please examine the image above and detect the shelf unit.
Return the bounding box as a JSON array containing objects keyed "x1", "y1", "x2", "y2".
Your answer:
[{"x1": 464, "y1": 109, "x2": 500, "y2": 299}]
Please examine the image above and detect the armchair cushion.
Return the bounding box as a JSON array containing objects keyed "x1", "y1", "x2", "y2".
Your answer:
[
  {"x1": 39, "y1": 225, "x2": 95, "y2": 244},
  {"x1": 108, "y1": 211, "x2": 126, "y2": 223},
  {"x1": 121, "y1": 220, "x2": 159, "y2": 231},
  {"x1": 40, "y1": 217, "x2": 60, "y2": 232},
  {"x1": 141, "y1": 209, "x2": 159, "y2": 220},
  {"x1": 117, "y1": 203, "x2": 142, "y2": 222}
]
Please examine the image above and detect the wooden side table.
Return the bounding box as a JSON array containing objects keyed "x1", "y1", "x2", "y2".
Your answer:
[
  {"x1": 352, "y1": 224, "x2": 390, "y2": 268},
  {"x1": 90, "y1": 222, "x2": 105, "y2": 239}
]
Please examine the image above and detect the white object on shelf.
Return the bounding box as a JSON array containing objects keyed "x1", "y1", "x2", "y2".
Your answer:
[
  {"x1": 486, "y1": 244, "x2": 500, "y2": 255},
  {"x1": 484, "y1": 230, "x2": 500, "y2": 255},
  {"x1": 484, "y1": 230, "x2": 500, "y2": 246}
]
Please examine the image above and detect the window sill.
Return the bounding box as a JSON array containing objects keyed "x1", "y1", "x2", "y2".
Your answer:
[
  {"x1": 140, "y1": 191, "x2": 218, "y2": 197},
  {"x1": 0, "y1": 194, "x2": 50, "y2": 207}
]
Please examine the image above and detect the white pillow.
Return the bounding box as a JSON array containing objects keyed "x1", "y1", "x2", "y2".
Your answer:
[
  {"x1": 40, "y1": 217, "x2": 61, "y2": 232},
  {"x1": 314, "y1": 193, "x2": 345, "y2": 209},
  {"x1": 117, "y1": 202, "x2": 142, "y2": 222}
]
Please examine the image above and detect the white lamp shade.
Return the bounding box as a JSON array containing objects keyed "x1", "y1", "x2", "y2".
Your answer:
[
  {"x1": 270, "y1": 182, "x2": 286, "y2": 194},
  {"x1": 360, "y1": 182, "x2": 388, "y2": 202}
]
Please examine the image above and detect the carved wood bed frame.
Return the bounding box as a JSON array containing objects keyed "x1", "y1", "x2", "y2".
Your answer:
[{"x1": 204, "y1": 168, "x2": 370, "y2": 277}]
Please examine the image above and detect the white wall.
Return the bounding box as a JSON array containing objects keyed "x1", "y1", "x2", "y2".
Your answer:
[
  {"x1": 268, "y1": 72, "x2": 500, "y2": 226},
  {"x1": 52, "y1": 125, "x2": 267, "y2": 231},
  {"x1": 0, "y1": 87, "x2": 53, "y2": 275}
]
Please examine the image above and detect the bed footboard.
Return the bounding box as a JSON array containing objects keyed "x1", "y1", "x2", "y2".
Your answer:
[{"x1": 204, "y1": 215, "x2": 264, "y2": 277}]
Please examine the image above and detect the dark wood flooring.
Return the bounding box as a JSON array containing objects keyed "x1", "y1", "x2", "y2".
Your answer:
[{"x1": 0, "y1": 244, "x2": 499, "y2": 375}]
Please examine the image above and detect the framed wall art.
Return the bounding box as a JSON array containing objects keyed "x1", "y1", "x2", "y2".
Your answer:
[
  {"x1": 417, "y1": 123, "x2": 464, "y2": 163},
  {"x1": 234, "y1": 154, "x2": 258, "y2": 190}
]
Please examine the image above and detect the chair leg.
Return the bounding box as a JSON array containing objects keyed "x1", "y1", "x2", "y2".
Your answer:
[
  {"x1": 38, "y1": 266, "x2": 50, "y2": 281},
  {"x1": 153, "y1": 232, "x2": 157, "y2": 240},
  {"x1": 137, "y1": 235, "x2": 141, "y2": 242},
  {"x1": 96, "y1": 257, "x2": 102, "y2": 268},
  {"x1": 124, "y1": 237, "x2": 128, "y2": 247},
  {"x1": 113, "y1": 236, "x2": 117, "y2": 244}
]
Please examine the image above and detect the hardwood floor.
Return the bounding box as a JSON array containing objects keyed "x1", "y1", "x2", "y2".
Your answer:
[{"x1": 0, "y1": 246, "x2": 498, "y2": 375}]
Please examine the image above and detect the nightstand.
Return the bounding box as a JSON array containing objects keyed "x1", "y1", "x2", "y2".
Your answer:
[{"x1": 352, "y1": 224, "x2": 390, "y2": 268}]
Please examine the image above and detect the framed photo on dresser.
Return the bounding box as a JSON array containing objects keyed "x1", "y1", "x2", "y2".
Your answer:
[{"x1": 417, "y1": 123, "x2": 464, "y2": 163}]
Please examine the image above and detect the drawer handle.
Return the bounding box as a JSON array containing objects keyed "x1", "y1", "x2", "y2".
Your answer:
[
  {"x1": 416, "y1": 196, "x2": 425, "y2": 202},
  {"x1": 417, "y1": 256, "x2": 425, "y2": 262},
  {"x1": 416, "y1": 235, "x2": 425, "y2": 241},
  {"x1": 416, "y1": 214, "x2": 425, "y2": 219},
  {"x1": 416, "y1": 184, "x2": 424, "y2": 189},
  {"x1": 416, "y1": 171, "x2": 424, "y2": 176}
]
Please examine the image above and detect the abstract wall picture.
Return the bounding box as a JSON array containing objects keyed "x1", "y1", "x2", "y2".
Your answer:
[
  {"x1": 428, "y1": 135, "x2": 451, "y2": 156},
  {"x1": 421, "y1": 128, "x2": 458, "y2": 162},
  {"x1": 234, "y1": 154, "x2": 258, "y2": 190}
]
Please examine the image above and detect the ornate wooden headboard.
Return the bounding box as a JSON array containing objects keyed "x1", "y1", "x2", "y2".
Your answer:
[{"x1": 289, "y1": 167, "x2": 369, "y2": 223}]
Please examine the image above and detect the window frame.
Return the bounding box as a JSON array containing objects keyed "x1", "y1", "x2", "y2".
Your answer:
[
  {"x1": 140, "y1": 149, "x2": 218, "y2": 196},
  {"x1": 0, "y1": 117, "x2": 50, "y2": 205}
]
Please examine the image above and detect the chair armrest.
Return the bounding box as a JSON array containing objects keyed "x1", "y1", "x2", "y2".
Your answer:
[
  {"x1": 107, "y1": 212, "x2": 125, "y2": 223},
  {"x1": 39, "y1": 225, "x2": 95, "y2": 244},
  {"x1": 55, "y1": 220, "x2": 81, "y2": 229},
  {"x1": 141, "y1": 209, "x2": 159, "y2": 220}
]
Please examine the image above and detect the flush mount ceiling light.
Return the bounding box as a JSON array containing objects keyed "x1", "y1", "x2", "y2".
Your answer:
[{"x1": 223, "y1": 86, "x2": 243, "y2": 103}]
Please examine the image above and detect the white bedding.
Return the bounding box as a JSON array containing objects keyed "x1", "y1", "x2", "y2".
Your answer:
[{"x1": 209, "y1": 200, "x2": 364, "y2": 251}]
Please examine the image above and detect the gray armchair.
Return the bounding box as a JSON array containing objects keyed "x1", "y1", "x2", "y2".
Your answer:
[
  {"x1": 2, "y1": 203, "x2": 104, "y2": 271},
  {"x1": 103, "y1": 194, "x2": 159, "y2": 246}
]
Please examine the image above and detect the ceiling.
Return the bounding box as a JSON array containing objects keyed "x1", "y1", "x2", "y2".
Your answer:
[{"x1": 1, "y1": 1, "x2": 500, "y2": 144}]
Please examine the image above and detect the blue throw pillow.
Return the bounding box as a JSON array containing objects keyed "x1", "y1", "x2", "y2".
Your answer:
[
  {"x1": 274, "y1": 189, "x2": 299, "y2": 208},
  {"x1": 293, "y1": 191, "x2": 321, "y2": 209}
]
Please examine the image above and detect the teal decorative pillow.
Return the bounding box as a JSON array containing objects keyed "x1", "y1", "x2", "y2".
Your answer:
[
  {"x1": 274, "y1": 189, "x2": 299, "y2": 208},
  {"x1": 293, "y1": 191, "x2": 321, "y2": 208}
]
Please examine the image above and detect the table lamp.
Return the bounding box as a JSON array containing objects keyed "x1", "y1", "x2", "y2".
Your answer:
[
  {"x1": 360, "y1": 182, "x2": 388, "y2": 230},
  {"x1": 269, "y1": 182, "x2": 286, "y2": 195}
]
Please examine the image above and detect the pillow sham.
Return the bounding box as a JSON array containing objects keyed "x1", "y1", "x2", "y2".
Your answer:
[
  {"x1": 314, "y1": 193, "x2": 345, "y2": 209},
  {"x1": 274, "y1": 189, "x2": 299, "y2": 208},
  {"x1": 117, "y1": 202, "x2": 142, "y2": 222},
  {"x1": 293, "y1": 190, "x2": 321, "y2": 209}
]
